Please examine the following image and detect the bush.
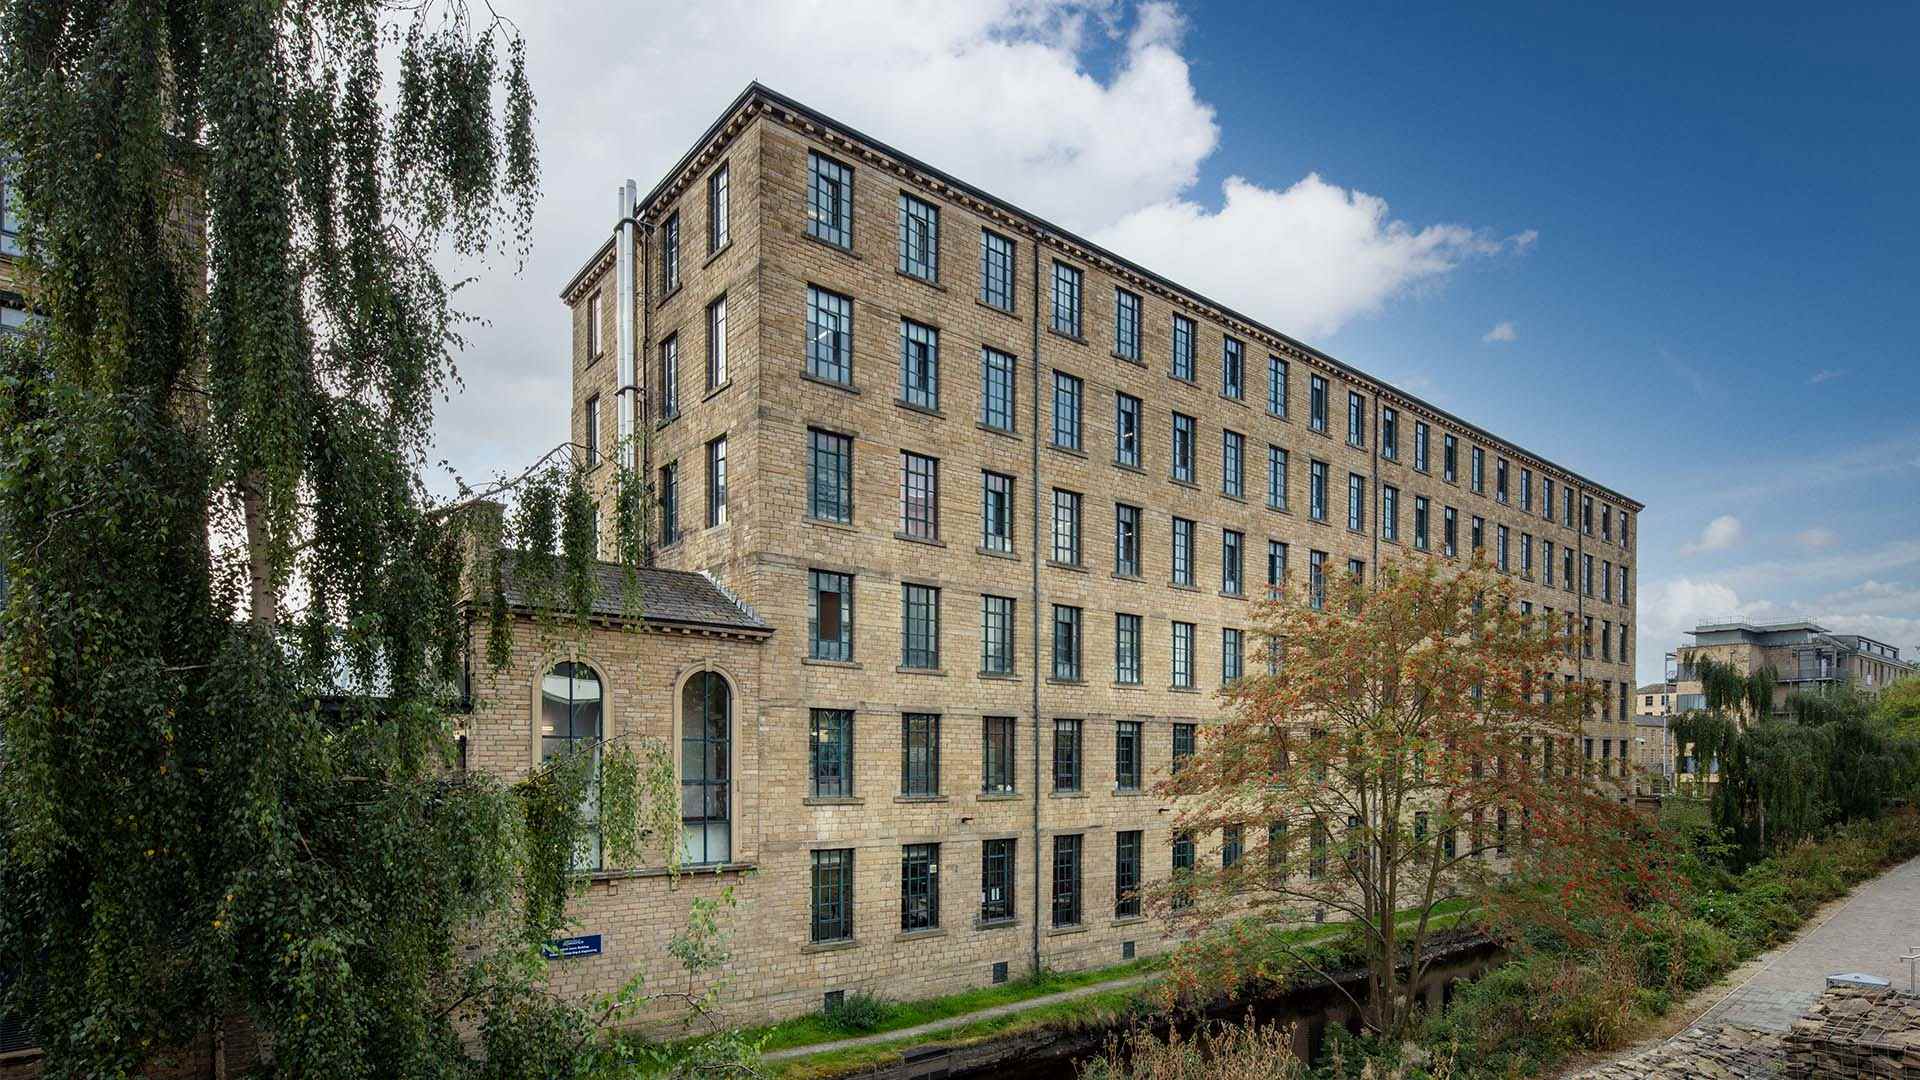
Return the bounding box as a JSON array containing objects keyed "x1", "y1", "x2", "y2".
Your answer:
[{"x1": 820, "y1": 990, "x2": 890, "y2": 1033}]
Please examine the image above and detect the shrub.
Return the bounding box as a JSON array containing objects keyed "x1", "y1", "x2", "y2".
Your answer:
[{"x1": 820, "y1": 990, "x2": 890, "y2": 1033}]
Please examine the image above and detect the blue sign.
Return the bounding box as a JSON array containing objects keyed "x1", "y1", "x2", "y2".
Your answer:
[{"x1": 543, "y1": 934, "x2": 603, "y2": 960}]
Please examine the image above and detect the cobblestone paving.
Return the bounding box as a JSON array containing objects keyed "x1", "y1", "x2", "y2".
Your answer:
[
  {"x1": 1697, "y1": 854, "x2": 1920, "y2": 1033},
  {"x1": 1570, "y1": 1024, "x2": 1784, "y2": 1079}
]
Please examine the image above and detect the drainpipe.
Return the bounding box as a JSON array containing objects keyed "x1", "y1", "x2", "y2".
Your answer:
[
  {"x1": 1028, "y1": 233, "x2": 1044, "y2": 978},
  {"x1": 616, "y1": 180, "x2": 639, "y2": 474}
]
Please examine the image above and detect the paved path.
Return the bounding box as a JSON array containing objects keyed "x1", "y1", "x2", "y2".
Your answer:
[
  {"x1": 1693, "y1": 854, "x2": 1920, "y2": 1032},
  {"x1": 760, "y1": 973, "x2": 1156, "y2": 1063}
]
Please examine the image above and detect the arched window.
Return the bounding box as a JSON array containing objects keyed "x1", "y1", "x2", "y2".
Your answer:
[
  {"x1": 681, "y1": 671, "x2": 731, "y2": 865},
  {"x1": 541, "y1": 661, "x2": 603, "y2": 870}
]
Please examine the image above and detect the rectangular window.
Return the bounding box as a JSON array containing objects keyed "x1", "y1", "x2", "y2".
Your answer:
[
  {"x1": 1115, "y1": 392, "x2": 1142, "y2": 468},
  {"x1": 1114, "y1": 288, "x2": 1142, "y2": 361},
  {"x1": 659, "y1": 462, "x2": 678, "y2": 544},
  {"x1": 1222, "y1": 529, "x2": 1244, "y2": 595},
  {"x1": 1414, "y1": 421, "x2": 1430, "y2": 472},
  {"x1": 707, "y1": 162, "x2": 730, "y2": 252},
  {"x1": 901, "y1": 713, "x2": 940, "y2": 795},
  {"x1": 980, "y1": 229, "x2": 1016, "y2": 311},
  {"x1": 1309, "y1": 549, "x2": 1327, "y2": 609},
  {"x1": 706, "y1": 436, "x2": 728, "y2": 526},
  {"x1": 1115, "y1": 831, "x2": 1143, "y2": 918},
  {"x1": 1414, "y1": 495, "x2": 1429, "y2": 550},
  {"x1": 1471, "y1": 514, "x2": 1485, "y2": 552},
  {"x1": 1115, "y1": 503, "x2": 1141, "y2": 577},
  {"x1": 810, "y1": 708, "x2": 853, "y2": 798},
  {"x1": 1309, "y1": 820, "x2": 1328, "y2": 880},
  {"x1": 806, "y1": 286, "x2": 853, "y2": 385},
  {"x1": 1171, "y1": 517, "x2": 1195, "y2": 586},
  {"x1": 1349, "y1": 557, "x2": 1366, "y2": 584},
  {"x1": 1471, "y1": 446, "x2": 1485, "y2": 494},
  {"x1": 1564, "y1": 485, "x2": 1575, "y2": 527},
  {"x1": 1347, "y1": 473, "x2": 1366, "y2": 532},
  {"x1": 1051, "y1": 834, "x2": 1082, "y2": 927},
  {"x1": 899, "y1": 319, "x2": 940, "y2": 411},
  {"x1": 1582, "y1": 494, "x2": 1594, "y2": 534},
  {"x1": 1115, "y1": 613, "x2": 1142, "y2": 685},
  {"x1": 659, "y1": 333, "x2": 680, "y2": 418},
  {"x1": 1052, "y1": 605, "x2": 1082, "y2": 681},
  {"x1": 1443, "y1": 507, "x2": 1458, "y2": 557},
  {"x1": 980, "y1": 347, "x2": 1017, "y2": 432},
  {"x1": 898, "y1": 193, "x2": 939, "y2": 281},
  {"x1": 1223, "y1": 628, "x2": 1244, "y2": 684},
  {"x1": 981, "y1": 838, "x2": 1016, "y2": 922},
  {"x1": 1603, "y1": 559, "x2": 1614, "y2": 602},
  {"x1": 1444, "y1": 434, "x2": 1458, "y2": 483},
  {"x1": 1620, "y1": 565, "x2": 1630, "y2": 606},
  {"x1": 1267, "y1": 540, "x2": 1288, "y2": 597},
  {"x1": 661, "y1": 211, "x2": 681, "y2": 293},
  {"x1": 902, "y1": 584, "x2": 941, "y2": 670},
  {"x1": 583, "y1": 394, "x2": 600, "y2": 467},
  {"x1": 810, "y1": 849, "x2": 854, "y2": 942},
  {"x1": 1309, "y1": 375, "x2": 1329, "y2": 433},
  {"x1": 1521, "y1": 468, "x2": 1533, "y2": 511},
  {"x1": 1309, "y1": 459, "x2": 1328, "y2": 522},
  {"x1": 981, "y1": 471, "x2": 1014, "y2": 554},
  {"x1": 1222, "y1": 336, "x2": 1244, "y2": 399},
  {"x1": 808, "y1": 428, "x2": 853, "y2": 523},
  {"x1": 1381, "y1": 407, "x2": 1398, "y2": 460},
  {"x1": 1268, "y1": 355, "x2": 1289, "y2": 417},
  {"x1": 981, "y1": 595, "x2": 1014, "y2": 675},
  {"x1": 1602, "y1": 505, "x2": 1614, "y2": 542},
  {"x1": 1116, "y1": 720, "x2": 1143, "y2": 791},
  {"x1": 1053, "y1": 718, "x2": 1083, "y2": 791},
  {"x1": 1583, "y1": 553, "x2": 1595, "y2": 596},
  {"x1": 1051, "y1": 489, "x2": 1082, "y2": 566},
  {"x1": 1382, "y1": 485, "x2": 1399, "y2": 543},
  {"x1": 1052, "y1": 371, "x2": 1083, "y2": 450},
  {"x1": 807, "y1": 152, "x2": 853, "y2": 248},
  {"x1": 1172, "y1": 723, "x2": 1196, "y2": 773},
  {"x1": 808, "y1": 570, "x2": 854, "y2": 661},
  {"x1": 901, "y1": 451, "x2": 939, "y2": 540},
  {"x1": 1051, "y1": 262, "x2": 1083, "y2": 338},
  {"x1": 1267, "y1": 445, "x2": 1289, "y2": 510},
  {"x1": 1172, "y1": 314, "x2": 1195, "y2": 381},
  {"x1": 1171, "y1": 413, "x2": 1196, "y2": 483},
  {"x1": 983, "y1": 717, "x2": 1016, "y2": 794},
  {"x1": 1269, "y1": 821, "x2": 1289, "y2": 881},
  {"x1": 1223, "y1": 825, "x2": 1245, "y2": 868},
  {"x1": 1172, "y1": 621, "x2": 1195, "y2": 688},
  {"x1": 707, "y1": 295, "x2": 729, "y2": 389},
  {"x1": 1544, "y1": 540, "x2": 1555, "y2": 587},
  {"x1": 901, "y1": 843, "x2": 940, "y2": 931},
  {"x1": 585, "y1": 290, "x2": 603, "y2": 360},
  {"x1": 1497, "y1": 524, "x2": 1510, "y2": 571},
  {"x1": 1171, "y1": 832, "x2": 1196, "y2": 909},
  {"x1": 1347, "y1": 391, "x2": 1366, "y2": 447},
  {"x1": 1223, "y1": 430, "x2": 1245, "y2": 497},
  {"x1": 1602, "y1": 619, "x2": 1613, "y2": 661},
  {"x1": 1522, "y1": 532, "x2": 1534, "y2": 575},
  {"x1": 1544, "y1": 479, "x2": 1556, "y2": 522}
]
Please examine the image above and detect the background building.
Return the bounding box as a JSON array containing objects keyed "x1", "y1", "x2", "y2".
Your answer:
[
  {"x1": 464, "y1": 82, "x2": 1644, "y2": 1025},
  {"x1": 1666, "y1": 620, "x2": 1913, "y2": 717}
]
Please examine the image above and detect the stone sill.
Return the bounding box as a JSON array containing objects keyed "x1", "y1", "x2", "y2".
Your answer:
[{"x1": 801, "y1": 938, "x2": 858, "y2": 954}]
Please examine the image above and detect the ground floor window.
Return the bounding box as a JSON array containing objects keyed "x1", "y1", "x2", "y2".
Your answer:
[
  {"x1": 811, "y1": 848, "x2": 854, "y2": 942},
  {"x1": 981, "y1": 838, "x2": 1016, "y2": 923},
  {"x1": 901, "y1": 843, "x2": 940, "y2": 931},
  {"x1": 1051, "y1": 834, "x2": 1082, "y2": 927}
]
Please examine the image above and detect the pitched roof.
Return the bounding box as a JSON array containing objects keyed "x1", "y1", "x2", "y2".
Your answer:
[{"x1": 497, "y1": 555, "x2": 768, "y2": 634}]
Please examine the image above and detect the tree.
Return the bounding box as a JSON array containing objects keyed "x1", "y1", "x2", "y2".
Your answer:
[
  {"x1": 0, "y1": 5, "x2": 702, "y2": 1077},
  {"x1": 1155, "y1": 557, "x2": 1651, "y2": 1042},
  {"x1": 1877, "y1": 675, "x2": 1920, "y2": 740}
]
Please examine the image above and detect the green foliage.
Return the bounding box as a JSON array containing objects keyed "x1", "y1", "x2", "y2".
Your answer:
[{"x1": 821, "y1": 991, "x2": 891, "y2": 1034}]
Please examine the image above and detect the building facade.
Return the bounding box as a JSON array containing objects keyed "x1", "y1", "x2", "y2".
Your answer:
[
  {"x1": 488, "y1": 84, "x2": 1644, "y2": 1025},
  {"x1": 1666, "y1": 620, "x2": 1913, "y2": 717}
]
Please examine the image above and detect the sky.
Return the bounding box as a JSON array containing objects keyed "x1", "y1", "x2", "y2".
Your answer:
[{"x1": 430, "y1": 1, "x2": 1920, "y2": 687}]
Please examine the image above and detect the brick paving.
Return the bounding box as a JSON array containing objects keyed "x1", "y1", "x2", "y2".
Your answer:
[{"x1": 1696, "y1": 855, "x2": 1920, "y2": 1032}]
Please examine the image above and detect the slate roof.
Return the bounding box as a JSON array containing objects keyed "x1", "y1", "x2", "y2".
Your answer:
[{"x1": 496, "y1": 555, "x2": 768, "y2": 634}]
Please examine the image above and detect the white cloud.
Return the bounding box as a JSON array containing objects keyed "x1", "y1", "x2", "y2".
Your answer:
[
  {"x1": 1095, "y1": 174, "x2": 1533, "y2": 340},
  {"x1": 1482, "y1": 321, "x2": 1517, "y2": 343},
  {"x1": 1680, "y1": 514, "x2": 1745, "y2": 556},
  {"x1": 1808, "y1": 368, "x2": 1845, "y2": 384},
  {"x1": 1796, "y1": 527, "x2": 1838, "y2": 549},
  {"x1": 428, "y1": 0, "x2": 1527, "y2": 488}
]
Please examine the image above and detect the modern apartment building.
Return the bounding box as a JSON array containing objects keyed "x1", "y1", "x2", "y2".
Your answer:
[
  {"x1": 466, "y1": 83, "x2": 1642, "y2": 1025},
  {"x1": 1666, "y1": 620, "x2": 1913, "y2": 717}
]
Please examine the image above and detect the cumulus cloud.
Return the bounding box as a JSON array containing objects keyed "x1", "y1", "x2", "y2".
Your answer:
[
  {"x1": 1482, "y1": 321, "x2": 1517, "y2": 343},
  {"x1": 1680, "y1": 515, "x2": 1745, "y2": 556},
  {"x1": 1808, "y1": 368, "x2": 1845, "y2": 385},
  {"x1": 427, "y1": 0, "x2": 1527, "y2": 488},
  {"x1": 1095, "y1": 174, "x2": 1533, "y2": 340},
  {"x1": 1796, "y1": 527, "x2": 1838, "y2": 549}
]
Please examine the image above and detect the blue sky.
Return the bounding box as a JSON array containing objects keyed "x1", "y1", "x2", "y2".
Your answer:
[{"x1": 439, "y1": 1, "x2": 1920, "y2": 684}]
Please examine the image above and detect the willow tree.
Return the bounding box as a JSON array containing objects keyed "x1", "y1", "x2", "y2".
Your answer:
[
  {"x1": 1155, "y1": 558, "x2": 1655, "y2": 1041},
  {"x1": 0, "y1": 5, "x2": 688, "y2": 1078}
]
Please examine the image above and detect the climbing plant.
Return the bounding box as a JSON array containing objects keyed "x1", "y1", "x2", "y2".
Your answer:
[{"x1": 0, "y1": 4, "x2": 715, "y2": 1078}]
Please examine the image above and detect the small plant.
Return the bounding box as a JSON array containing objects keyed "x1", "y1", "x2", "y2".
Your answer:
[{"x1": 822, "y1": 990, "x2": 891, "y2": 1033}]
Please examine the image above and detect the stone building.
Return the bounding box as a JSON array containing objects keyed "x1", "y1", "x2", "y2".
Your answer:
[
  {"x1": 1666, "y1": 620, "x2": 1913, "y2": 718},
  {"x1": 478, "y1": 82, "x2": 1646, "y2": 1026}
]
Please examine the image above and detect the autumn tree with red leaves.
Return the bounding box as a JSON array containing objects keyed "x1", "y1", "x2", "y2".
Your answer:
[{"x1": 1153, "y1": 556, "x2": 1657, "y2": 1040}]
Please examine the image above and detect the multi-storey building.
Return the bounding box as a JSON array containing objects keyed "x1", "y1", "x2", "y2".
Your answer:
[
  {"x1": 1666, "y1": 620, "x2": 1913, "y2": 717},
  {"x1": 1637, "y1": 681, "x2": 1678, "y2": 716},
  {"x1": 466, "y1": 83, "x2": 1642, "y2": 1025}
]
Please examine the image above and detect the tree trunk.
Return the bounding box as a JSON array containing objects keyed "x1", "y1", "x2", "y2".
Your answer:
[{"x1": 241, "y1": 472, "x2": 276, "y2": 626}]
